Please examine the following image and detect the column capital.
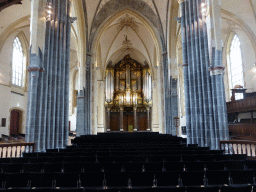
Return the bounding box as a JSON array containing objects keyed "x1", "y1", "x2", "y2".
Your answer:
[
  {"x1": 209, "y1": 66, "x2": 225, "y2": 76},
  {"x1": 177, "y1": 0, "x2": 185, "y2": 4},
  {"x1": 70, "y1": 17, "x2": 77, "y2": 23},
  {"x1": 27, "y1": 67, "x2": 45, "y2": 72}
]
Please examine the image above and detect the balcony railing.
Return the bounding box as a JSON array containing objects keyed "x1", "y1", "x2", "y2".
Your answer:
[
  {"x1": 227, "y1": 97, "x2": 256, "y2": 113},
  {"x1": 220, "y1": 140, "x2": 256, "y2": 158},
  {"x1": 0, "y1": 142, "x2": 35, "y2": 158}
]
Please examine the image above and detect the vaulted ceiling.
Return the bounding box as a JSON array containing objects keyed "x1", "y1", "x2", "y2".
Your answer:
[
  {"x1": 84, "y1": 0, "x2": 173, "y2": 68},
  {"x1": 0, "y1": 0, "x2": 22, "y2": 11}
]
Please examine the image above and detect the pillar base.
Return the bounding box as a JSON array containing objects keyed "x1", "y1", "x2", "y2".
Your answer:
[
  {"x1": 146, "y1": 128, "x2": 150, "y2": 131},
  {"x1": 107, "y1": 129, "x2": 111, "y2": 132},
  {"x1": 120, "y1": 129, "x2": 124, "y2": 132},
  {"x1": 133, "y1": 129, "x2": 137, "y2": 132}
]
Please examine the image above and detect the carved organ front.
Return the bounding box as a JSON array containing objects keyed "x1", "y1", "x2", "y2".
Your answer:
[{"x1": 105, "y1": 55, "x2": 152, "y2": 131}]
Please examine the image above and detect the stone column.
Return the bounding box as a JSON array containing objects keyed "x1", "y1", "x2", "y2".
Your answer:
[
  {"x1": 162, "y1": 52, "x2": 169, "y2": 134},
  {"x1": 107, "y1": 107, "x2": 111, "y2": 132},
  {"x1": 146, "y1": 107, "x2": 151, "y2": 131},
  {"x1": 179, "y1": 0, "x2": 191, "y2": 144},
  {"x1": 120, "y1": 107, "x2": 124, "y2": 132},
  {"x1": 170, "y1": 78, "x2": 178, "y2": 136},
  {"x1": 26, "y1": 0, "x2": 72, "y2": 151},
  {"x1": 76, "y1": 89, "x2": 85, "y2": 137},
  {"x1": 207, "y1": 0, "x2": 229, "y2": 149},
  {"x1": 133, "y1": 107, "x2": 137, "y2": 132},
  {"x1": 178, "y1": 0, "x2": 228, "y2": 149}
]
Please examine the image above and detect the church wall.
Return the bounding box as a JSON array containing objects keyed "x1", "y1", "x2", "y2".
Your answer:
[
  {"x1": 221, "y1": 0, "x2": 256, "y2": 38},
  {"x1": 0, "y1": 0, "x2": 31, "y2": 38},
  {"x1": 222, "y1": 19, "x2": 256, "y2": 101},
  {"x1": 0, "y1": 0, "x2": 31, "y2": 138},
  {"x1": 0, "y1": 31, "x2": 29, "y2": 136}
]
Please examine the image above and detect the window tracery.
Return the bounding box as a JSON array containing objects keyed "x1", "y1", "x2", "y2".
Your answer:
[
  {"x1": 12, "y1": 37, "x2": 24, "y2": 87},
  {"x1": 229, "y1": 35, "x2": 244, "y2": 100}
]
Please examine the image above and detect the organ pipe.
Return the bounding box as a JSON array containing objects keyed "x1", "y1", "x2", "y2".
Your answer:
[
  {"x1": 143, "y1": 72, "x2": 152, "y2": 103},
  {"x1": 106, "y1": 70, "x2": 114, "y2": 103}
]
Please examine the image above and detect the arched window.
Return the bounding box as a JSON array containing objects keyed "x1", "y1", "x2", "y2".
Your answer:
[
  {"x1": 229, "y1": 34, "x2": 244, "y2": 100},
  {"x1": 12, "y1": 37, "x2": 24, "y2": 87}
]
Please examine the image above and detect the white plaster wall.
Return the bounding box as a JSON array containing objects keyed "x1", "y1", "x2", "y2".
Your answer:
[
  {"x1": 0, "y1": 0, "x2": 31, "y2": 37},
  {"x1": 0, "y1": 85, "x2": 28, "y2": 135},
  {"x1": 222, "y1": 21, "x2": 256, "y2": 101},
  {"x1": 0, "y1": 33, "x2": 15, "y2": 85},
  {"x1": 0, "y1": 29, "x2": 29, "y2": 137},
  {"x1": 69, "y1": 113, "x2": 76, "y2": 132},
  {"x1": 237, "y1": 30, "x2": 256, "y2": 93},
  {"x1": 221, "y1": 0, "x2": 256, "y2": 37}
]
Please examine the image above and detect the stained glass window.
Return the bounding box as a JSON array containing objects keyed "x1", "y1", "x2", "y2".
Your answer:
[
  {"x1": 229, "y1": 35, "x2": 244, "y2": 100},
  {"x1": 12, "y1": 37, "x2": 24, "y2": 87}
]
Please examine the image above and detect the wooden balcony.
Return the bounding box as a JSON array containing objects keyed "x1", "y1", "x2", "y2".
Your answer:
[
  {"x1": 227, "y1": 96, "x2": 256, "y2": 113},
  {"x1": 229, "y1": 123, "x2": 256, "y2": 140}
]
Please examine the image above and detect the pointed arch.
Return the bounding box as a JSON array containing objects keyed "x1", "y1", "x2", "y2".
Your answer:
[{"x1": 11, "y1": 31, "x2": 29, "y2": 90}]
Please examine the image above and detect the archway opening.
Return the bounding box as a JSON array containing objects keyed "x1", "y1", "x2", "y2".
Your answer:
[
  {"x1": 105, "y1": 55, "x2": 152, "y2": 132},
  {"x1": 91, "y1": 10, "x2": 164, "y2": 133}
]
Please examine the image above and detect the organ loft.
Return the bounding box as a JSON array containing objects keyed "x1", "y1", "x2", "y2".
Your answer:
[{"x1": 105, "y1": 54, "x2": 152, "y2": 132}]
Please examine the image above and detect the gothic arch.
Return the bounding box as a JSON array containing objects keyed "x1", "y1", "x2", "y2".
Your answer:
[{"x1": 90, "y1": 9, "x2": 165, "y2": 134}]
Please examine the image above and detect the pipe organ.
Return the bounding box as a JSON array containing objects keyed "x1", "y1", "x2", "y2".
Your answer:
[{"x1": 105, "y1": 55, "x2": 152, "y2": 131}]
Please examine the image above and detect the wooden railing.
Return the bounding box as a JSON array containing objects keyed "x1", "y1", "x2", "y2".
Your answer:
[
  {"x1": 227, "y1": 97, "x2": 256, "y2": 113},
  {"x1": 220, "y1": 140, "x2": 256, "y2": 157},
  {"x1": 0, "y1": 142, "x2": 35, "y2": 158}
]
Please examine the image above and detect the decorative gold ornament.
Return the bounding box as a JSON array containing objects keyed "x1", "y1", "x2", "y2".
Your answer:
[{"x1": 117, "y1": 14, "x2": 139, "y2": 32}]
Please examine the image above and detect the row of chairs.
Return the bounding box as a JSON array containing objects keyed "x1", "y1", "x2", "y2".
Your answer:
[
  {"x1": 0, "y1": 160, "x2": 253, "y2": 173},
  {"x1": 0, "y1": 170, "x2": 255, "y2": 188},
  {"x1": 0, "y1": 132, "x2": 254, "y2": 191}
]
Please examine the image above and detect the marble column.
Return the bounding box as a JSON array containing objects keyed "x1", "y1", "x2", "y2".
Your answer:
[{"x1": 26, "y1": 0, "x2": 72, "y2": 152}]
